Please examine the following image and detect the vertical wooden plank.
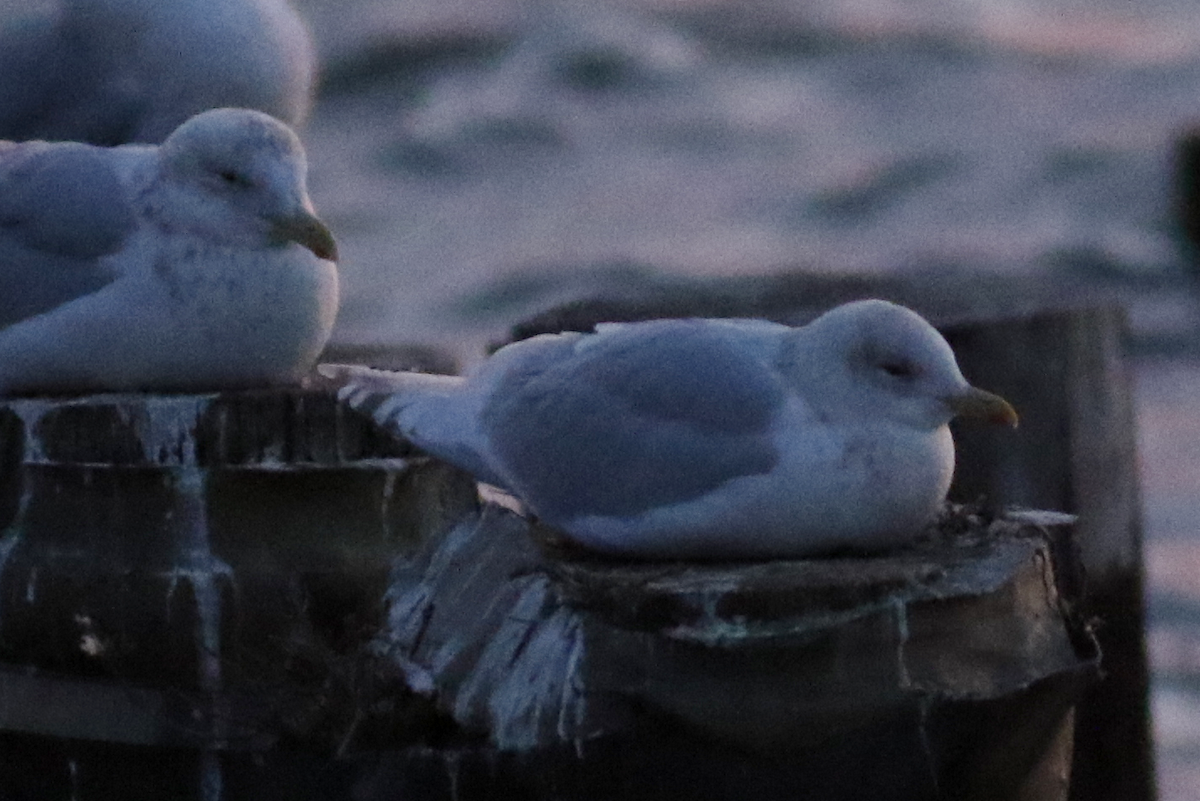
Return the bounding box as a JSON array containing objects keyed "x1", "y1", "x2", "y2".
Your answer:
[
  {"x1": 1064, "y1": 308, "x2": 1153, "y2": 801},
  {"x1": 945, "y1": 313, "x2": 1073, "y2": 513},
  {"x1": 945, "y1": 307, "x2": 1154, "y2": 801}
]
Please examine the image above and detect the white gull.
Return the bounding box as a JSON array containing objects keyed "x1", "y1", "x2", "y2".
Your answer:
[
  {"x1": 326, "y1": 300, "x2": 1018, "y2": 560},
  {"x1": 0, "y1": 107, "x2": 338, "y2": 395},
  {"x1": 0, "y1": 0, "x2": 315, "y2": 144}
]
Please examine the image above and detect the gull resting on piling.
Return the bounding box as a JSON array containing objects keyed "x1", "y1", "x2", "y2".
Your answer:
[
  {"x1": 0, "y1": 107, "x2": 338, "y2": 396},
  {"x1": 325, "y1": 300, "x2": 1017, "y2": 560}
]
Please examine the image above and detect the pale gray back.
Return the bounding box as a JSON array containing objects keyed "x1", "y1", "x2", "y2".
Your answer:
[{"x1": 480, "y1": 320, "x2": 785, "y2": 523}]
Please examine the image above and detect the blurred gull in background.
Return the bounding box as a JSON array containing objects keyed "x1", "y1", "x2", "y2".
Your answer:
[{"x1": 0, "y1": 0, "x2": 315, "y2": 144}]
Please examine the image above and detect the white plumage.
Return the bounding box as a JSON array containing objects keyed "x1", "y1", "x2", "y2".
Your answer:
[
  {"x1": 0, "y1": 107, "x2": 338, "y2": 395},
  {"x1": 0, "y1": 0, "x2": 315, "y2": 144},
  {"x1": 327, "y1": 300, "x2": 1017, "y2": 560}
]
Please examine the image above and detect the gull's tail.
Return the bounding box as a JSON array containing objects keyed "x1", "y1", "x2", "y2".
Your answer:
[
  {"x1": 320, "y1": 362, "x2": 464, "y2": 399},
  {"x1": 318, "y1": 363, "x2": 466, "y2": 433},
  {"x1": 317, "y1": 363, "x2": 506, "y2": 488}
]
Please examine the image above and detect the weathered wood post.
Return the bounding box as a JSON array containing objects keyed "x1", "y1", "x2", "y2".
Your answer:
[
  {"x1": 944, "y1": 307, "x2": 1151, "y2": 801},
  {"x1": 509, "y1": 288, "x2": 1153, "y2": 801},
  {"x1": 0, "y1": 390, "x2": 473, "y2": 799},
  {"x1": 356, "y1": 502, "x2": 1096, "y2": 801}
]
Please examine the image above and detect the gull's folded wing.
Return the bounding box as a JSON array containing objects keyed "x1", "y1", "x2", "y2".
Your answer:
[{"x1": 0, "y1": 141, "x2": 132, "y2": 329}]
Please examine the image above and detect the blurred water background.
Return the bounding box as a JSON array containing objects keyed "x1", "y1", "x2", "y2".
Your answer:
[
  {"x1": 7, "y1": 0, "x2": 1200, "y2": 795},
  {"x1": 288, "y1": 0, "x2": 1200, "y2": 354}
]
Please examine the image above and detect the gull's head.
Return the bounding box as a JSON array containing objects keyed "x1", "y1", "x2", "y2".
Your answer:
[
  {"x1": 790, "y1": 299, "x2": 1018, "y2": 431},
  {"x1": 155, "y1": 108, "x2": 336, "y2": 261}
]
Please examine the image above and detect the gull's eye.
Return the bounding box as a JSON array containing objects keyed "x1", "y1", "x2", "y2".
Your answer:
[
  {"x1": 217, "y1": 170, "x2": 251, "y2": 188},
  {"x1": 880, "y1": 360, "x2": 916, "y2": 379}
]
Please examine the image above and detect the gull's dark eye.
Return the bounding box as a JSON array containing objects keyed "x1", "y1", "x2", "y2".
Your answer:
[
  {"x1": 881, "y1": 361, "x2": 916, "y2": 379},
  {"x1": 218, "y1": 170, "x2": 249, "y2": 188}
]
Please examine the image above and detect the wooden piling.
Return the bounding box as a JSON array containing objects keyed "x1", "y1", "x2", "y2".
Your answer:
[
  {"x1": 0, "y1": 390, "x2": 471, "y2": 798},
  {"x1": 355, "y1": 503, "x2": 1094, "y2": 801},
  {"x1": 0, "y1": 296, "x2": 1140, "y2": 799}
]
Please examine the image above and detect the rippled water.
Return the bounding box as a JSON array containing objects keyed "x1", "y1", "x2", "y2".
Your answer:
[{"x1": 285, "y1": 0, "x2": 1200, "y2": 356}]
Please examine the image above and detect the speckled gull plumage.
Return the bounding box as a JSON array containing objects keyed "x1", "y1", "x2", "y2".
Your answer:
[
  {"x1": 0, "y1": 107, "x2": 338, "y2": 396},
  {"x1": 325, "y1": 300, "x2": 1018, "y2": 560}
]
